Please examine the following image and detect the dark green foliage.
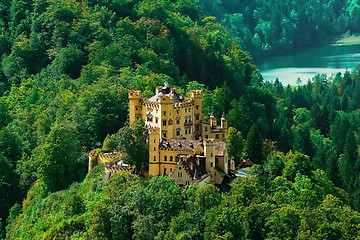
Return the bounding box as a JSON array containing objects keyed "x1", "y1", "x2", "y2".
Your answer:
[
  {"x1": 199, "y1": 0, "x2": 360, "y2": 57},
  {"x1": 244, "y1": 125, "x2": 264, "y2": 164}
]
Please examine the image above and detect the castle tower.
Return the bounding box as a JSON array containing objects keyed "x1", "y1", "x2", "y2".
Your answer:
[
  {"x1": 159, "y1": 93, "x2": 174, "y2": 139},
  {"x1": 221, "y1": 112, "x2": 227, "y2": 130},
  {"x1": 129, "y1": 90, "x2": 142, "y2": 125},
  {"x1": 229, "y1": 156, "x2": 235, "y2": 171},
  {"x1": 204, "y1": 139, "x2": 216, "y2": 181},
  {"x1": 149, "y1": 128, "x2": 161, "y2": 175},
  {"x1": 190, "y1": 90, "x2": 203, "y2": 138},
  {"x1": 209, "y1": 110, "x2": 217, "y2": 128}
]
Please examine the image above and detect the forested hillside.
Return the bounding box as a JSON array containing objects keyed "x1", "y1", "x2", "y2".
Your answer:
[
  {"x1": 199, "y1": 0, "x2": 360, "y2": 57},
  {"x1": 2, "y1": 0, "x2": 360, "y2": 239},
  {"x1": 0, "y1": 0, "x2": 262, "y2": 236}
]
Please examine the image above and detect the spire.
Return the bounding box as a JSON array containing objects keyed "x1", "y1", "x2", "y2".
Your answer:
[
  {"x1": 210, "y1": 110, "x2": 215, "y2": 118},
  {"x1": 221, "y1": 112, "x2": 226, "y2": 120}
]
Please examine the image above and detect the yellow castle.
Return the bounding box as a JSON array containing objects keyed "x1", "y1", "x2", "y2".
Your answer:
[{"x1": 129, "y1": 83, "x2": 229, "y2": 186}]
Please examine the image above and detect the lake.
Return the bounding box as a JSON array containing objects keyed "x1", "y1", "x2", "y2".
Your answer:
[{"x1": 255, "y1": 43, "x2": 360, "y2": 85}]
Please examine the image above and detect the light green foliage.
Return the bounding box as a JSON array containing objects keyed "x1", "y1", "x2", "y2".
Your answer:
[
  {"x1": 115, "y1": 119, "x2": 148, "y2": 173},
  {"x1": 37, "y1": 120, "x2": 85, "y2": 192},
  {"x1": 226, "y1": 127, "x2": 244, "y2": 164}
]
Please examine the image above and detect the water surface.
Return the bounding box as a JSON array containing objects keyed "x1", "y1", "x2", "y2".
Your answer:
[{"x1": 256, "y1": 43, "x2": 360, "y2": 85}]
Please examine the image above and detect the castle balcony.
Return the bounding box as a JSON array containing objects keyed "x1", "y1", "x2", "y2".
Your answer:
[{"x1": 184, "y1": 121, "x2": 193, "y2": 126}]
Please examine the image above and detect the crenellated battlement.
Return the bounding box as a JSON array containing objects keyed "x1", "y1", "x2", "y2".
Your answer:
[
  {"x1": 142, "y1": 99, "x2": 160, "y2": 108},
  {"x1": 204, "y1": 139, "x2": 215, "y2": 145},
  {"x1": 129, "y1": 90, "x2": 142, "y2": 98},
  {"x1": 173, "y1": 100, "x2": 195, "y2": 108},
  {"x1": 190, "y1": 89, "x2": 203, "y2": 99},
  {"x1": 149, "y1": 127, "x2": 160, "y2": 134}
]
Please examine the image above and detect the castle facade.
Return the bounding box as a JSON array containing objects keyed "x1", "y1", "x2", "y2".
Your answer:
[{"x1": 129, "y1": 84, "x2": 229, "y2": 186}]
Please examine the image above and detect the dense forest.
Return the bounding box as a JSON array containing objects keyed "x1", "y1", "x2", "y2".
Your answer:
[
  {"x1": 199, "y1": 0, "x2": 360, "y2": 57},
  {"x1": 1, "y1": 0, "x2": 360, "y2": 239}
]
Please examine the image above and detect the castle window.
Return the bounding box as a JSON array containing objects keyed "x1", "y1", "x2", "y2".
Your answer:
[
  {"x1": 185, "y1": 128, "x2": 188, "y2": 134},
  {"x1": 177, "y1": 110, "x2": 179, "y2": 114},
  {"x1": 176, "y1": 129, "x2": 180, "y2": 136},
  {"x1": 211, "y1": 153, "x2": 213, "y2": 157},
  {"x1": 185, "y1": 118, "x2": 187, "y2": 123},
  {"x1": 163, "y1": 120, "x2": 167, "y2": 126},
  {"x1": 216, "y1": 134, "x2": 219, "y2": 139},
  {"x1": 185, "y1": 109, "x2": 187, "y2": 113},
  {"x1": 170, "y1": 156, "x2": 173, "y2": 161},
  {"x1": 147, "y1": 115, "x2": 153, "y2": 122},
  {"x1": 195, "y1": 125, "x2": 199, "y2": 131},
  {"x1": 188, "y1": 117, "x2": 191, "y2": 122},
  {"x1": 211, "y1": 162, "x2": 213, "y2": 167},
  {"x1": 215, "y1": 158, "x2": 219, "y2": 164},
  {"x1": 154, "y1": 156, "x2": 156, "y2": 161},
  {"x1": 170, "y1": 168, "x2": 172, "y2": 172},
  {"x1": 196, "y1": 114, "x2": 199, "y2": 120},
  {"x1": 164, "y1": 156, "x2": 167, "y2": 161},
  {"x1": 168, "y1": 120, "x2": 173, "y2": 125},
  {"x1": 135, "y1": 107, "x2": 138, "y2": 110},
  {"x1": 154, "y1": 147, "x2": 156, "y2": 151},
  {"x1": 163, "y1": 111, "x2": 166, "y2": 116},
  {"x1": 155, "y1": 118, "x2": 158, "y2": 123},
  {"x1": 196, "y1": 105, "x2": 199, "y2": 110},
  {"x1": 205, "y1": 127, "x2": 208, "y2": 132},
  {"x1": 205, "y1": 135, "x2": 208, "y2": 138},
  {"x1": 154, "y1": 139, "x2": 156, "y2": 143},
  {"x1": 163, "y1": 130, "x2": 167, "y2": 138},
  {"x1": 176, "y1": 118, "x2": 180, "y2": 124}
]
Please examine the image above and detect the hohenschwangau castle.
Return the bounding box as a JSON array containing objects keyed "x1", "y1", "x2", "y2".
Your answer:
[{"x1": 89, "y1": 83, "x2": 235, "y2": 187}]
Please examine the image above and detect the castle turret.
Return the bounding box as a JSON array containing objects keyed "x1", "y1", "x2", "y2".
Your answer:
[
  {"x1": 129, "y1": 90, "x2": 142, "y2": 125},
  {"x1": 149, "y1": 128, "x2": 161, "y2": 175},
  {"x1": 209, "y1": 110, "x2": 217, "y2": 128}
]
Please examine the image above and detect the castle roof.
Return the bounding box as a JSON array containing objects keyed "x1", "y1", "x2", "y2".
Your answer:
[
  {"x1": 148, "y1": 86, "x2": 185, "y2": 104},
  {"x1": 180, "y1": 155, "x2": 207, "y2": 180},
  {"x1": 160, "y1": 139, "x2": 226, "y2": 156},
  {"x1": 160, "y1": 138, "x2": 201, "y2": 151}
]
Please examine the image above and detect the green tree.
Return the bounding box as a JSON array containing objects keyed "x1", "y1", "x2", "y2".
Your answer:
[
  {"x1": 37, "y1": 120, "x2": 85, "y2": 192},
  {"x1": 116, "y1": 119, "x2": 148, "y2": 173},
  {"x1": 244, "y1": 125, "x2": 264, "y2": 164},
  {"x1": 226, "y1": 127, "x2": 244, "y2": 164}
]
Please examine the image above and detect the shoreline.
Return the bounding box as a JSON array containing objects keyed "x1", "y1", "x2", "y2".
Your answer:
[{"x1": 331, "y1": 35, "x2": 360, "y2": 45}]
